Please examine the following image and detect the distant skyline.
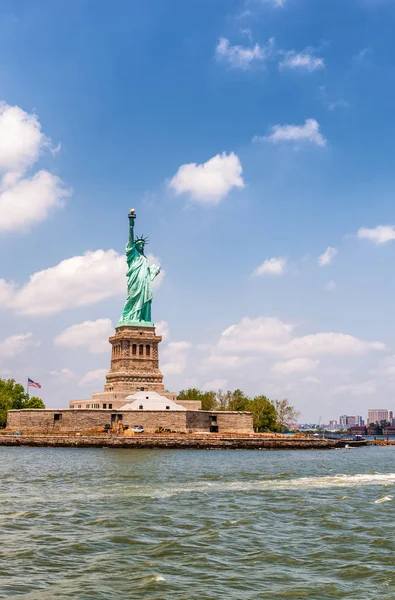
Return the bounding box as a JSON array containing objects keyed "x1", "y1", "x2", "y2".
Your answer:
[{"x1": 2, "y1": 0, "x2": 395, "y2": 420}]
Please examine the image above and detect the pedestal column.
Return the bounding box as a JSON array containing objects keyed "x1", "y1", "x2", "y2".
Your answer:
[{"x1": 104, "y1": 325, "x2": 165, "y2": 394}]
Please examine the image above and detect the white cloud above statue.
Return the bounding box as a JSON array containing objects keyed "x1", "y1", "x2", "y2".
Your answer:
[
  {"x1": 0, "y1": 101, "x2": 70, "y2": 231},
  {"x1": 215, "y1": 37, "x2": 274, "y2": 70},
  {"x1": 254, "y1": 119, "x2": 326, "y2": 147},
  {"x1": 279, "y1": 51, "x2": 324, "y2": 72},
  {"x1": 318, "y1": 247, "x2": 337, "y2": 266},
  {"x1": 169, "y1": 152, "x2": 245, "y2": 205},
  {"x1": 357, "y1": 225, "x2": 395, "y2": 244},
  {"x1": 253, "y1": 257, "x2": 286, "y2": 276}
]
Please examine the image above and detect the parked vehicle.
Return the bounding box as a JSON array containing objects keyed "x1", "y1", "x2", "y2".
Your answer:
[{"x1": 133, "y1": 425, "x2": 144, "y2": 433}]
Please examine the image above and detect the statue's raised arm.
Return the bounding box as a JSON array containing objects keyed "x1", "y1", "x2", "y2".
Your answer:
[
  {"x1": 128, "y1": 208, "x2": 136, "y2": 247},
  {"x1": 117, "y1": 209, "x2": 161, "y2": 329}
]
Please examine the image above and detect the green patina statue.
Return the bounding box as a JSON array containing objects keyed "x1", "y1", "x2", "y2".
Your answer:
[{"x1": 117, "y1": 209, "x2": 161, "y2": 328}]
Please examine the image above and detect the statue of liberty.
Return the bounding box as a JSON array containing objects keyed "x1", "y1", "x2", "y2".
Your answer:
[{"x1": 117, "y1": 209, "x2": 161, "y2": 328}]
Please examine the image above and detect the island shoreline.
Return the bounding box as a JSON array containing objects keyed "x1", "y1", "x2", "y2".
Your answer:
[{"x1": 0, "y1": 434, "x2": 369, "y2": 450}]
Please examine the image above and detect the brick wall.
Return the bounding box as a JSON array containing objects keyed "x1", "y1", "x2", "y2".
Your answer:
[
  {"x1": 7, "y1": 410, "x2": 187, "y2": 433},
  {"x1": 6, "y1": 409, "x2": 253, "y2": 434},
  {"x1": 216, "y1": 412, "x2": 253, "y2": 433}
]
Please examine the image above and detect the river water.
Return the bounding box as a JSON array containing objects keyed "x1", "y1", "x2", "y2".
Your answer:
[{"x1": 0, "y1": 447, "x2": 394, "y2": 599}]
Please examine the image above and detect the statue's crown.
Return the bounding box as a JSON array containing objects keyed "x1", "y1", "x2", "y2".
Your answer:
[{"x1": 135, "y1": 234, "x2": 149, "y2": 244}]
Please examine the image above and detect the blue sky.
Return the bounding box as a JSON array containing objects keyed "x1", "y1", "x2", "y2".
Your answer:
[{"x1": 1, "y1": 0, "x2": 395, "y2": 422}]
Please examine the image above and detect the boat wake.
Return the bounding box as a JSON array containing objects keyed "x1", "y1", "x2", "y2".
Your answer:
[{"x1": 135, "y1": 473, "x2": 395, "y2": 497}]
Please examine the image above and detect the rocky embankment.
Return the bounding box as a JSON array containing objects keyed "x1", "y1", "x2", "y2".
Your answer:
[{"x1": 0, "y1": 434, "x2": 368, "y2": 450}]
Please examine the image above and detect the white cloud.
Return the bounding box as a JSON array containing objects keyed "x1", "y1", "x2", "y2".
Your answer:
[
  {"x1": 203, "y1": 378, "x2": 228, "y2": 390},
  {"x1": 79, "y1": 368, "x2": 108, "y2": 387},
  {"x1": 54, "y1": 318, "x2": 113, "y2": 354},
  {"x1": 357, "y1": 225, "x2": 395, "y2": 244},
  {"x1": 169, "y1": 152, "x2": 244, "y2": 204},
  {"x1": 215, "y1": 36, "x2": 274, "y2": 69},
  {"x1": 255, "y1": 118, "x2": 326, "y2": 147},
  {"x1": 284, "y1": 333, "x2": 385, "y2": 358},
  {"x1": 0, "y1": 278, "x2": 15, "y2": 305},
  {"x1": 203, "y1": 354, "x2": 257, "y2": 370},
  {"x1": 353, "y1": 48, "x2": 369, "y2": 63},
  {"x1": 0, "y1": 101, "x2": 50, "y2": 173},
  {"x1": 0, "y1": 332, "x2": 38, "y2": 358},
  {"x1": 377, "y1": 355, "x2": 395, "y2": 378},
  {"x1": 324, "y1": 281, "x2": 336, "y2": 292},
  {"x1": 279, "y1": 51, "x2": 324, "y2": 72},
  {"x1": 0, "y1": 101, "x2": 68, "y2": 232},
  {"x1": 219, "y1": 317, "x2": 294, "y2": 354},
  {"x1": 272, "y1": 358, "x2": 319, "y2": 374},
  {"x1": 10, "y1": 250, "x2": 125, "y2": 316},
  {"x1": 0, "y1": 170, "x2": 70, "y2": 232},
  {"x1": 332, "y1": 380, "x2": 376, "y2": 396},
  {"x1": 318, "y1": 246, "x2": 337, "y2": 266},
  {"x1": 217, "y1": 316, "x2": 385, "y2": 358},
  {"x1": 253, "y1": 257, "x2": 286, "y2": 276},
  {"x1": 161, "y1": 341, "x2": 192, "y2": 376},
  {"x1": 155, "y1": 320, "x2": 170, "y2": 341},
  {"x1": 1, "y1": 247, "x2": 165, "y2": 316},
  {"x1": 49, "y1": 368, "x2": 75, "y2": 383}
]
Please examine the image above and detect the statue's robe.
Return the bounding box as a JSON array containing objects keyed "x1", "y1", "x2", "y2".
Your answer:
[{"x1": 119, "y1": 242, "x2": 153, "y2": 324}]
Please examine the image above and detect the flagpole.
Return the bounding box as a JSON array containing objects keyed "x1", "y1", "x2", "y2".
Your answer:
[{"x1": 26, "y1": 377, "x2": 29, "y2": 401}]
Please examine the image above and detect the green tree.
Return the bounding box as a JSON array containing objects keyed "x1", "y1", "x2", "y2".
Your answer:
[
  {"x1": 226, "y1": 389, "x2": 250, "y2": 412},
  {"x1": 199, "y1": 392, "x2": 217, "y2": 411},
  {"x1": 215, "y1": 389, "x2": 230, "y2": 411},
  {"x1": 214, "y1": 389, "x2": 250, "y2": 411},
  {"x1": 273, "y1": 399, "x2": 301, "y2": 432},
  {"x1": 369, "y1": 422, "x2": 381, "y2": 433},
  {"x1": 177, "y1": 387, "x2": 300, "y2": 432},
  {"x1": 21, "y1": 397, "x2": 45, "y2": 409},
  {"x1": 177, "y1": 388, "x2": 217, "y2": 411},
  {"x1": 248, "y1": 395, "x2": 278, "y2": 432},
  {"x1": 0, "y1": 379, "x2": 28, "y2": 428},
  {"x1": 177, "y1": 388, "x2": 201, "y2": 400},
  {"x1": 0, "y1": 379, "x2": 45, "y2": 428}
]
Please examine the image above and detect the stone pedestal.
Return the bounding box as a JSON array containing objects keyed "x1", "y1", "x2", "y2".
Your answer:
[
  {"x1": 69, "y1": 323, "x2": 178, "y2": 409},
  {"x1": 104, "y1": 325, "x2": 166, "y2": 395}
]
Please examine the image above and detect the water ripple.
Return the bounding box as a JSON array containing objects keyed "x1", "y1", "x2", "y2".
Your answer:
[{"x1": 0, "y1": 446, "x2": 394, "y2": 599}]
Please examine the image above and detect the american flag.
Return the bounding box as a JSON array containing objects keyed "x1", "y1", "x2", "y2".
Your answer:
[{"x1": 28, "y1": 378, "x2": 41, "y2": 389}]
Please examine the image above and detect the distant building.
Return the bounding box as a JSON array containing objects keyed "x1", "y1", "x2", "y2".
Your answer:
[
  {"x1": 326, "y1": 420, "x2": 341, "y2": 431},
  {"x1": 339, "y1": 415, "x2": 364, "y2": 427},
  {"x1": 348, "y1": 426, "x2": 367, "y2": 436},
  {"x1": 367, "y1": 409, "x2": 393, "y2": 424}
]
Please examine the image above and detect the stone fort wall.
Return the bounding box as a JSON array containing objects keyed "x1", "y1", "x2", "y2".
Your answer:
[{"x1": 7, "y1": 409, "x2": 253, "y2": 434}]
